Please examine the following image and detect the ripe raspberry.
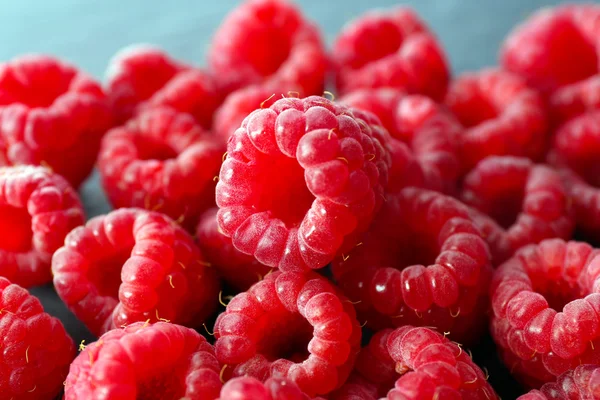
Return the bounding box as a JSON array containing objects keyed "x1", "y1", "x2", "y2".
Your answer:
[
  {"x1": 214, "y1": 270, "x2": 362, "y2": 397},
  {"x1": 332, "y1": 7, "x2": 449, "y2": 100},
  {"x1": 196, "y1": 208, "x2": 272, "y2": 291},
  {"x1": 105, "y1": 45, "x2": 219, "y2": 128},
  {"x1": 559, "y1": 168, "x2": 600, "y2": 240},
  {"x1": 445, "y1": 69, "x2": 548, "y2": 173},
  {"x1": 215, "y1": 95, "x2": 391, "y2": 272},
  {"x1": 219, "y1": 376, "x2": 322, "y2": 400},
  {"x1": 64, "y1": 321, "x2": 222, "y2": 400},
  {"x1": 0, "y1": 166, "x2": 85, "y2": 287},
  {"x1": 460, "y1": 156, "x2": 574, "y2": 265},
  {"x1": 208, "y1": 0, "x2": 327, "y2": 98},
  {"x1": 0, "y1": 54, "x2": 111, "y2": 187},
  {"x1": 98, "y1": 107, "x2": 222, "y2": 231},
  {"x1": 490, "y1": 239, "x2": 600, "y2": 387},
  {"x1": 0, "y1": 277, "x2": 75, "y2": 400},
  {"x1": 51, "y1": 208, "x2": 219, "y2": 336},
  {"x1": 332, "y1": 187, "x2": 492, "y2": 344},
  {"x1": 517, "y1": 364, "x2": 600, "y2": 400}
]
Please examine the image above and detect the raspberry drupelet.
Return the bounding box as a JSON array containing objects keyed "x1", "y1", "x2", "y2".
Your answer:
[
  {"x1": 98, "y1": 107, "x2": 222, "y2": 231},
  {"x1": 51, "y1": 208, "x2": 219, "y2": 336},
  {"x1": 219, "y1": 376, "x2": 323, "y2": 400},
  {"x1": 517, "y1": 364, "x2": 600, "y2": 400},
  {"x1": 215, "y1": 95, "x2": 391, "y2": 272},
  {"x1": 0, "y1": 166, "x2": 85, "y2": 287},
  {"x1": 64, "y1": 322, "x2": 222, "y2": 400},
  {"x1": 0, "y1": 54, "x2": 112, "y2": 188},
  {"x1": 0, "y1": 277, "x2": 75, "y2": 400},
  {"x1": 213, "y1": 270, "x2": 362, "y2": 397}
]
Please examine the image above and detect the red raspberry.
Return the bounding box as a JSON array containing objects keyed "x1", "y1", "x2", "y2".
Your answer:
[
  {"x1": 208, "y1": 0, "x2": 327, "y2": 98},
  {"x1": 98, "y1": 107, "x2": 222, "y2": 231},
  {"x1": 218, "y1": 376, "x2": 322, "y2": 400},
  {"x1": 214, "y1": 270, "x2": 361, "y2": 397},
  {"x1": 517, "y1": 364, "x2": 600, "y2": 400},
  {"x1": 0, "y1": 55, "x2": 111, "y2": 188},
  {"x1": 105, "y1": 45, "x2": 219, "y2": 128},
  {"x1": 460, "y1": 156, "x2": 574, "y2": 265},
  {"x1": 0, "y1": 166, "x2": 84, "y2": 287},
  {"x1": 445, "y1": 69, "x2": 548, "y2": 173},
  {"x1": 328, "y1": 374, "x2": 380, "y2": 400},
  {"x1": 196, "y1": 208, "x2": 272, "y2": 291},
  {"x1": 332, "y1": 187, "x2": 492, "y2": 344},
  {"x1": 559, "y1": 168, "x2": 600, "y2": 240},
  {"x1": 332, "y1": 7, "x2": 449, "y2": 101},
  {"x1": 490, "y1": 239, "x2": 600, "y2": 387},
  {"x1": 0, "y1": 277, "x2": 74, "y2": 400},
  {"x1": 51, "y1": 208, "x2": 219, "y2": 336},
  {"x1": 64, "y1": 321, "x2": 222, "y2": 399},
  {"x1": 215, "y1": 96, "x2": 391, "y2": 272}
]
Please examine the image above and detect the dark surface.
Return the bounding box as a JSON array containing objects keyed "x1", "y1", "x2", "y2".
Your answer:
[{"x1": 1, "y1": 1, "x2": 580, "y2": 398}]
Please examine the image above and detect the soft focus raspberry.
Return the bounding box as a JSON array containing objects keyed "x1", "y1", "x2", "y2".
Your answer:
[
  {"x1": 517, "y1": 364, "x2": 600, "y2": 400},
  {"x1": 332, "y1": 7, "x2": 449, "y2": 100},
  {"x1": 461, "y1": 156, "x2": 574, "y2": 265},
  {"x1": 0, "y1": 166, "x2": 84, "y2": 287},
  {"x1": 208, "y1": 0, "x2": 327, "y2": 98},
  {"x1": 490, "y1": 239, "x2": 600, "y2": 387},
  {"x1": 219, "y1": 376, "x2": 323, "y2": 400},
  {"x1": 98, "y1": 107, "x2": 222, "y2": 231},
  {"x1": 214, "y1": 271, "x2": 361, "y2": 397},
  {"x1": 560, "y1": 168, "x2": 600, "y2": 241},
  {"x1": 0, "y1": 54, "x2": 111, "y2": 187},
  {"x1": 51, "y1": 208, "x2": 219, "y2": 336},
  {"x1": 105, "y1": 45, "x2": 220, "y2": 128},
  {"x1": 445, "y1": 69, "x2": 548, "y2": 173},
  {"x1": 215, "y1": 95, "x2": 391, "y2": 272},
  {"x1": 332, "y1": 187, "x2": 492, "y2": 344},
  {"x1": 196, "y1": 208, "x2": 271, "y2": 291},
  {"x1": 0, "y1": 277, "x2": 74, "y2": 400},
  {"x1": 64, "y1": 321, "x2": 222, "y2": 400}
]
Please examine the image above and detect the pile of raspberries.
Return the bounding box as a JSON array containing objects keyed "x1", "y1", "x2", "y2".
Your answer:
[{"x1": 3, "y1": 1, "x2": 600, "y2": 399}]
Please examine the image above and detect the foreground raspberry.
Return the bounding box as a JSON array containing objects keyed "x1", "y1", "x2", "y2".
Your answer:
[
  {"x1": 0, "y1": 54, "x2": 111, "y2": 187},
  {"x1": 214, "y1": 271, "x2": 361, "y2": 397},
  {"x1": 105, "y1": 45, "x2": 219, "y2": 127},
  {"x1": 219, "y1": 376, "x2": 322, "y2": 400},
  {"x1": 216, "y1": 96, "x2": 391, "y2": 271},
  {"x1": 332, "y1": 7, "x2": 449, "y2": 100},
  {"x1": 0, "y1": 277, "x2": 74, "y2": 399},
  {"x1": 491, "y1": 239, "x2": 600, "y2": 387},
  {"x1": 518, "y1": 364, "x2": 600, "y2": 399},
  {"x1": 208, "y1": 0, "x2": 327, "y2": 97},
  {"x1": 0, "y1": 166, "x2": 85, "y2": 287},
  {"x1": 64, "y1": 322, "x2": 222, "y2": 399},
  {"x1": 98, "y1": 107, "x2": 222, "y2": 231},
  {"x1": 52, "y1": 208, "x2": 219, "y2": 336},
  {"x1": 332, "y1": 187, "x2": 492, "y2": 344}
]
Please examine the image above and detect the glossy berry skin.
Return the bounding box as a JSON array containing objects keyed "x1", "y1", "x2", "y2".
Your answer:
[
  {"x1": 0, "y1": 277, "x2": 75, "y2": 400},
  {"x1": 0, "y1": 55, "x2": 112, "y2": 188},
  {"x1": 517, "y1": 364, "x2": 600, "y2": 400},
  {"x1": 445, "y1": 69, "x2": 548, "y2": 173},
  {"x1": 214, "y1": 270, "x2": 362, "y2": 397},
  {"x1": 218, "y1": 376, "x2": 322, "y2": 400},
  {"x1": 208, "y1": 0, "x2": 327, "y2": 98},
  {"x1": 0, "y1": 166, "x2": 85, "y2": 287},
  {"x1": 105, "y1": 45, "x2": 220, "y2": 128},
  {"x1": 64, "y1": 322, "x2": 222, "y2": 400},
  {"x1": 216, "y1": 96, "x2": 391, "y2": 272},
  {"x1": 51, "y1": 208, "x2": 219, "y2": 336},
  {"x1": 332, "y1": 7, "x2": 449, "y2": 101},
  {"x1": 98, "y1": 107, "x2": 222, "y2": 231},
  {"x1": 490, "y1": 239, "x2": 600, "y2": 387}
]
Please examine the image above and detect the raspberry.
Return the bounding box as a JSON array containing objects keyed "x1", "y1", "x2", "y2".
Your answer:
[
  {"x1": 444, "y1": 69, "x2": 548, "y2": 173},
  {"x1": 219, "y1": 376, "x2": 321, "y2": 400},
  {"x1": 214, "y1": 270, "x2": 361, "y2": 397},
  {"x1": 332, "y1": 7, "x2": 449, "y2": 100},
  {"x1": 490, "y1": 239, "x2": 600, "y2": 387},
  {"x1": 460, "y1": 156, "x2": 574, "y2": 265},
  {"x1": 208, "y1": 0, "x2": 327, "y2": 98},
  {"x1": 196, "y1": 208, "x2": 272, "y2": 291},
  {"x1": 105, "y1": 45, "x2": 219, "y2": 128},
  {"x1": 559, "y1": 168, "x2": 600, "y2": 240},
  {"x1": 332, "y1": 187, "x2": 492, "y2": 344},
  {"x1": 51, "y1": 208, "x2": 219, "y2": 336},
  {"x1": 517, "y1": 364, "x2": 600, "y2": 400},
  {"x1": 0, "y1": 54, "x2": 111, "y2": 188},
  {"x1": 215, "y1": 96, "x2": 391, "y2": 271},
  {"x1": 0, "y1": 277, "x2": 75, "y2": 399},
  {"x1": 64, "y1": 321, "x2": 222, "y2": 400},
  {"x1": 0, "y1": 166, "x2": 85, "y2": 287},
  {"x1": 98, "y1": 107, "x2": 222, "y2": 231}
]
